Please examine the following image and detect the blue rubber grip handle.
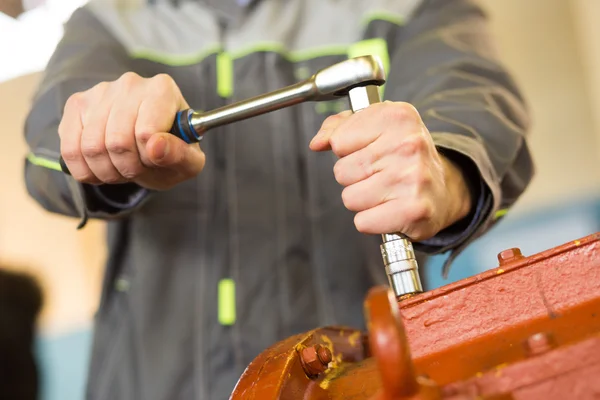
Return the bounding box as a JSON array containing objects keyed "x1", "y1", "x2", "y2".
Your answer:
[
  {"x1": 168, "y1": 109, "x2": 198, "y2": 144},
  {"x1": 59, "y1": 109, "x2": 197, "y2": 175}
]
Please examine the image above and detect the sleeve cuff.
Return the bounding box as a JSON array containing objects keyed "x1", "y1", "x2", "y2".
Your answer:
[
  {"x1": 414, "y1": 176, "x2": 490, "y2": 254},
  {"x1": 85, "y1": 183, "x2": 150, "y2": 211},
  {"x1": 413, "y1": 132, "x2": 500, "y2": 260},
  {"x1": 66, "y1": 179, "x2": 151, "y2": 228}
]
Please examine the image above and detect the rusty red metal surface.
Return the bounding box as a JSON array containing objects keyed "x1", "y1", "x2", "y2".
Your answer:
[{"x1": 230, "y1": 233, "x2": 600, "y2": 400}]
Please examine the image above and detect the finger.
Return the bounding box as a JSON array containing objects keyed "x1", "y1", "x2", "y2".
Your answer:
[
  {"x1": 59, "y1": 94, "x2": 100, "y2": 184},
  {"x1": 309, "y1": 110, "x2": 352, "y2": 152},
  {"x1": 341, "y1": 172, "x2": 391, "y2": 212},
  {"x1": 354, "y1": 199, "x2": 434, "y2": 239},
  {"x1": 326, "y1": 103, "x2": 386, "y2": 158},
  {"x1": 135, "y1": 76, "x2": 189, "y2": 165},
  {"x1": 333, "y1": 140, "x2": 385, "y2": 186},
  {"x1": 329, "y1": 102, "x2": 424, "y2": 158},
  {"x1": 146, "y1": 132, "x2": 206, "y2": 178},
  {"x1": 105, "y1": 94, "x2": 145, "y2": 180},
  {"x1": 81, "y1": 97, "x2": 126, "y2": 183}
]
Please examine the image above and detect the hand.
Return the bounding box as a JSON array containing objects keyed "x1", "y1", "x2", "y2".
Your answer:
[
  {"x1": 59, "y1": 72, "x2": 205, "y2": 191},
  {"x1": 309, "y1": 101, "x2": 472, "y2": 242}
]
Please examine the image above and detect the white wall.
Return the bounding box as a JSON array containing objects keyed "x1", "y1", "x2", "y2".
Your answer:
[{"x1": 571, "y1": 0, "x2": 600, "y2": 163}]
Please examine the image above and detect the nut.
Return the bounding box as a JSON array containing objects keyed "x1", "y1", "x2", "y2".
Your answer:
[
  {"x1": 497, "y1": 248, "x2": 524, "y2": 266},
  {"x1": 524, "y1": 332, "x2": 555, "y2": 357},
  {"x1": 299, "y1": 344, "x2": 332, "y2": 377}
]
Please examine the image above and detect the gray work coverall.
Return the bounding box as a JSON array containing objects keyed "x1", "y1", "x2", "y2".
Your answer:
[{"x1": 23, "y1": 0, "x2": 534, "y2": 398}]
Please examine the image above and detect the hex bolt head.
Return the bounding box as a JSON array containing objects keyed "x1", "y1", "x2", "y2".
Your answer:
[
  {"x1": 299, "y1": 344, "x2": 332, "y2": 378},
  {"x1": 497, "y1": 248, "x2": 524, "y2": 266},
  {"x1": 316, "y1": 345, "x2": 332, "y2": 365},
  {"x1": 524, "y1": 332, "x2": 555, "y2": 357}
]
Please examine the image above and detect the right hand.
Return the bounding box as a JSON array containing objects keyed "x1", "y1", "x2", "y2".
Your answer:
[{"x1": 59, "y1": 72, "x2": 206, "y2": 191}]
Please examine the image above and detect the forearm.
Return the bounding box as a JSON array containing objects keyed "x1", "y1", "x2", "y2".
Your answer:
[
  {"x1": 23, "y1": 6, "x2": 150, "y2": 225},
  {"x1": 386, "y1": 0, "x2": 533, "y2": 256}
]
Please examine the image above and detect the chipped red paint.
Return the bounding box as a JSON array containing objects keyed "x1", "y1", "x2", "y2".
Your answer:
[{"x1": 230, "y1": 233, "x2": 600, "y2": 399}]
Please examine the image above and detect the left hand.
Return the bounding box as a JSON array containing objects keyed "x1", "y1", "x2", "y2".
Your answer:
[{"x1": 309, "y1": 101, "x2": 472, "y2": 242}]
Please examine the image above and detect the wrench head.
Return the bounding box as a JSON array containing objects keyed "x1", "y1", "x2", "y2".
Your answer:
[{"x1": 310, "y1": 55, "x2": 386, "y2": 100}]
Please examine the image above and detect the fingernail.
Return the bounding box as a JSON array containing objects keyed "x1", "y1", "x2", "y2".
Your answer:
[{"x1": 154, "y1": 137, "x2": 169, "y2": 160}]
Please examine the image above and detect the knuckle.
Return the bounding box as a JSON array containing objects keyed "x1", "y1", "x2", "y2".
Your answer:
[
  {"x1": 118, "y1": 71, "x2": 141, "y2": 88},
  {"x1": 333, "y1": 161, "x2": 344, "y2": 184},
  {"x1": 65, "y1": 92, "x2": 86, "y2": 111},
  {"x1": 135, "y1": 130, "x2": 153, "y2": 144},
  {"x1": 136, "y1": 113, "x2": 171, "y2": 138},
  {"x1": 329, "y1": 134, "x2": 343, "y2": 154},
  {"x1": 389, "y1": 164, "x2": 406, "y2": 184},
  {"x1": 323, "y1": 113, "x2": 341, "y2": 127},
  {"x1": 407, "y1": 228, "x2": 426, "y2": 242},
  {"x1": 105, "y1": 135, "x2": 134, "y2": 155},
  {"x1": 122, "y1": 165, "x2": 145, "y2": 180},
  {"x1": 407, "y1": 202, "x2": 433, "y2": 222},
  {"x1": 387, "y1": 102, "x2": 420, "y2": 122},
  {"x1": 81, "y1": 141, "x2": 106, "y2": 158},
  {"x1": 93, "y1": 81, "x2": 110, "y2": 95},
  {"x1": 387, "y1": 139, "x2": 404, "y2": 155},
  {"x1": 151, "y1": 73, "x2": 177, "y2": 95},
  {"x1": 357, "y1": 153, "x2": 374, "y2": 178},
  {"x1": 399, "y1": 135, "x2": 427, "y2": 156},
  {"x1": 61, "y1": 146, "x2": 81, "y2": 162},
  {"x1": 410, "y1": 165, "x2": 432, "y2": 186}
]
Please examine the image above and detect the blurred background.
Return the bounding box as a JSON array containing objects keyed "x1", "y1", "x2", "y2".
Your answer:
[{"x1": 0, "y1": 0, "x2": 599, "y2": 399}]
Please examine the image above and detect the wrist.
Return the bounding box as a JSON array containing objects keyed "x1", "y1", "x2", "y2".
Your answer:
[{"x1": 440, "y1": 155, "x2": 473, "y2": 227}]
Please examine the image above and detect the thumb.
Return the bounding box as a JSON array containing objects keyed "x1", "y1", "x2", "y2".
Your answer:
[{"x1": 146, "y1": 132, "x2": 206, "y2": 175}]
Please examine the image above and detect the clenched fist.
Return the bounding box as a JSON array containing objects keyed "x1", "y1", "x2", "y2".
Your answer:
[
  {"x1": 59, "y1": 72, "x2": 205, "y2": 191},
  {"x1": 310, "y1": 101, "x2": 473, "y2": 242}
]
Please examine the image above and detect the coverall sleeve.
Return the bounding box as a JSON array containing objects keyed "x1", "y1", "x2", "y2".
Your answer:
[
  {"x1": 24, "y1": 6, "x2": 151, "y2": 227},
  {"x1": 384, "y1": 0, "x2": 534, "y2": 272}
]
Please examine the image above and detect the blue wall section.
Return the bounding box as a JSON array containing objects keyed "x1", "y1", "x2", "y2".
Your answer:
[
  {"x1": 424, "y1": 196, "x2": 600, "y2": 289},
  {"x1": 35, "y1": 329, "x2": 93, "y2": 400},
  {"x1": 33, "y1": 195, "x2": 600, "y2": 400}
]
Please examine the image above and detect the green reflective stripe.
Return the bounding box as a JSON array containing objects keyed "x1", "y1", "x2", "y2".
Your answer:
[
  {"x1": 348, "y1": 38, "x2": 390, "y2": 98},
  {"x1": 218, "y1": 279, "x2": 236, "y2": 326},
  {"x1": 217, "y1": 52, "x2": 234, "y2": 98},
  {"x1": 229, "y1": 42, "x2": 287, "y2": 60},
  {"x1": 26, "y1": 153, "x2": 62, "y2": 172},
  {"x1": 495, "y1": 209, "x2": 509, "y2": 220},
  {"x1": 361, "y1": 11, "x2": 406, "y2": 27},
  {"x1": 130, "y1": 45, "x2": 222, "y2": 67}
]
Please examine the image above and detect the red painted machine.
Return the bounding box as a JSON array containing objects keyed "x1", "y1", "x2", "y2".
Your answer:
[{"x1": 230, "y1": 233, "x2": 600, "y2": 400}]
